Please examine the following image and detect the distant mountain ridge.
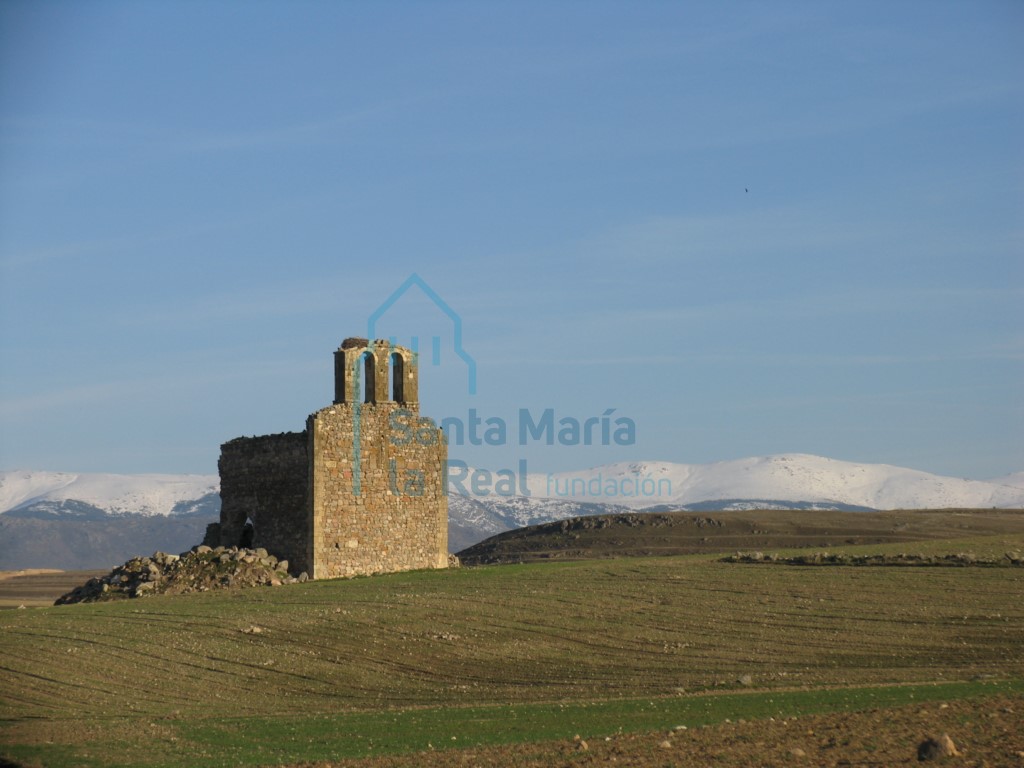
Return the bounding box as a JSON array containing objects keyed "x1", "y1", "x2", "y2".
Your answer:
[
  {"x1": 0, "y1": 471, "x2": 221, "y2": 570},
  {"x1": 2, "y1": 455, "x2": 1022, "y2": 569},
  {"x1": 0, "y1": 470, "x2": 219, "y2": 517},
  {"x1": 526, "y1": 454, "x2": 1024, "y2": 510},
  {"x1": 992, "y1": 471, "x2": 1024, "y2": 490}
]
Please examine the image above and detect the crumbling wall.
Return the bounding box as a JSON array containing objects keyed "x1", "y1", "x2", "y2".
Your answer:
[
  {"x1": 308, "y1": 402, "x2": 448, "y2": 579},
  {"x1": 216, "y1": 338, "x2": 447, "y2": 581},
  {"x1": 217, "y1": 432, "x2": 311, "y2": 574}
]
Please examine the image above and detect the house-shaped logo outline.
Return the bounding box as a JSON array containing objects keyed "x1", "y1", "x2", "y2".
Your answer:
[{"x1": 366, "y1": 273, "x2": 477, "y2": 395}]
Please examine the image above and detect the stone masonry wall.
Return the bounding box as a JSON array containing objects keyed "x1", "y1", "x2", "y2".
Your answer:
[
  {"x1": 217, "y1": 338, "x2": 448, "y2": 581},
  {"x1": 218, "y1": 432, "x2": 312, "y2": 575},
  {"x1": 308, "y1": 401, "x2": 448, "y2": 579}
]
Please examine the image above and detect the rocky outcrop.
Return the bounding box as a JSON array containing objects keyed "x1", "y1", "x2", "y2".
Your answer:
[
  {"x1": 721, "y1": 551, "x2": 1024, "y2": 567},
  {"x1": 54, "y1": 545, "x2": 308, "y2": 605}
]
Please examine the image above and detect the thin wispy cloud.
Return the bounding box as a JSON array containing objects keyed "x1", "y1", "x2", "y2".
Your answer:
[
  {"x1": 1, "y1": 3, "x2": 1019, "y2": 476},
  {"x1": 0, "y1": 359, "x2": 324, "y2": 420},
  {"x1": 179, "y1": 93, "x2": 438, "y2": 153}
]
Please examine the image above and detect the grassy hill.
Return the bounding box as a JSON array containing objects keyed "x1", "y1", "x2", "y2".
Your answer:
[
  {"x1": 456, "y1": 507, "x2": 1024, "y2": 564},
  {"x1": 1, "y1": 520, "x2": 1023, "y2": 766},
  {"x1": 456, "y1": 512, "x2": 1024, "y2": 565}
]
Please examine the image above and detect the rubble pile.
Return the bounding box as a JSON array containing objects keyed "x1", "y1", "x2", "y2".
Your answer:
[
  {"x1": 55, "y1": 545, "x2": 307, "y2": 605},
  {"x1": 721, "y1": 551, "x2": 1024, "y2": 567}
]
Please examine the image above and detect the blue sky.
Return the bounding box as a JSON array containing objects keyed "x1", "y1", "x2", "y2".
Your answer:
[{"x1": 0, "y1": 1, "x2": 1021, "y2": 480}]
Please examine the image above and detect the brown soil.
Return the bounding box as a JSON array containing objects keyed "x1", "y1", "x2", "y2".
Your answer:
[
  {"x1": 289, "y1": 694, "x2": 1024, "y2": 768},
  {"x1": 458, "y1": 508, "x2": 1024, "y2": 565},
  {"x1": 0, "y1": 569, "x2": 107, "y2": 607},
  {"x1": 0, "y1": 568, "x2": 63, "y2": 581}
]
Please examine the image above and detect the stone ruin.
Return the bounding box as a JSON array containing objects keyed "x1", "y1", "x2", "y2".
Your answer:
[
  {"x1": 206, "y1": 338, "x2": 449, "y2": 580},
  {"x1": 55, "y1": 545, "x2": 303, "y2": 604}
]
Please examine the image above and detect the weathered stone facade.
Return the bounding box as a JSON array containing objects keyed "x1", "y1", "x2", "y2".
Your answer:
[
  {"x1": 219, "y1": 432, "x2": 311, "y2": 573},
  {"x1": 215, "y1": 338, "x2": 448, "y2": 579}
]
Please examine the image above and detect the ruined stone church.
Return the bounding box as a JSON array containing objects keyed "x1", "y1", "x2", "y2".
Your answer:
[{"x1": 213, "y1": 338, "x2": 449, "y2": 579}]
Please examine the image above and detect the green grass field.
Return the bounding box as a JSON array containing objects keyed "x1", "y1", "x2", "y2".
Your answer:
[{"x1": 2, "y1": 533, "x2": 1023, "y2": 767}]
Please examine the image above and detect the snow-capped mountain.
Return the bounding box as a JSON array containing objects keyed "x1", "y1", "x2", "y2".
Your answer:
[
  {"x1": 0, "y1": 471, "x2": 220, "y2": 570},
  {"x1": 2, "y1": 455, "x2": 1022, "y2": 568},
  {"x1": 990, "y1": 471, "x2": 1024, "y2": 490},
  {"x1": 5, "y1": 455, "x2": 1020, "y2": 522},
  {"x1": 524, "y1": 454, "x2": 1024, "y2": 511},
  {"x1": 0, "y1": 470, "x2": 219, "y2": 517}
]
